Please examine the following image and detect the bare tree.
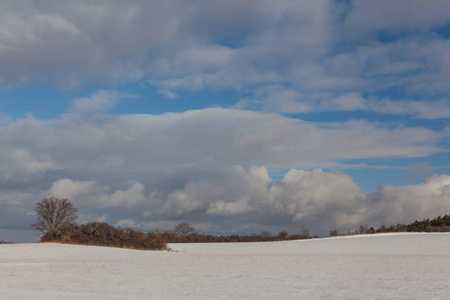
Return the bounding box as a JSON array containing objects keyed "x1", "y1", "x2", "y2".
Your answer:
[
  {"x1": 173, "y1": 222, "x2": 196, "y2": 238},
  {"x1": 299, "y1": 227, "x2": 310, "y2": 239},
  {"x1": 260, "y1": 231, "x2": 272, "y2": 241},
  {"x1": 278, "y1": 230, "x2": 288, "y2": 240},
  {"x1": 31, "y1": 197, "x2": 78, "y2": 239}
]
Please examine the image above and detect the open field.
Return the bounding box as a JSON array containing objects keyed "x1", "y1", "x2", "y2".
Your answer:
[{"x1": 1, "y1": 233, "x2": 449, "y2": 299}]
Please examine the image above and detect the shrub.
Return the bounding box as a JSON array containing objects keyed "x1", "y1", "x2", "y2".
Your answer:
[{"x1": 329, "y1": 229, "x2": 339, "y2": 237}]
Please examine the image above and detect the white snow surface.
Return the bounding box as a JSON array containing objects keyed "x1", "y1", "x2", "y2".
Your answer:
[{"x1": 1, "y1": 233, "x2": 450, "y2": 299}]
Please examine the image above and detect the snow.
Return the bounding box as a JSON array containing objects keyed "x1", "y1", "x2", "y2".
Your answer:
[{"x1": 1, "y1": 233, "x2": 449, "y2": 299}]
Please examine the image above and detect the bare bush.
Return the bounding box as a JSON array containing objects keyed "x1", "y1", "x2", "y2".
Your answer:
[{"x1": 329, "y1": 229, "x2": 339, "y2": 237}]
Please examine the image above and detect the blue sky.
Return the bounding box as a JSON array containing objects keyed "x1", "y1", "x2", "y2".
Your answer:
[{"x1": 1, "y1": 0, "x2": 450, "y2": 242}]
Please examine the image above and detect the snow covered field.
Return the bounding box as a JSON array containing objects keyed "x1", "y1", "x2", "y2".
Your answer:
[{"x1": 1, "y1": 233, "x2": 449, "y2": 299}]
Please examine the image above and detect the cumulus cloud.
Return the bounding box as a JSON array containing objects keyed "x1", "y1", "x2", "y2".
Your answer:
[
  {"x1": 47, "y1": 178, "x2": 97, "y2": 200},
  {"x1": 154, "y1": 168, "x2": 450, "y2": 234},
  {"x1": 2, "y1": 160, "x2": 450, "y2": 237},
  {"x1": 55, "y1": 166, "x2": 450, "y2": 236},
  {"x1": 366, "y1": 174, "x2": 450, "y2": 226},
  {"x1": 98, "y1": 183, "x2": 146, "y2": 208},
  {"x1": 0, "y1": 103, "x2": 448, "y2": 238},
  {"x1": 47, "y1": 178, "x2": 147, "y2": 209}
]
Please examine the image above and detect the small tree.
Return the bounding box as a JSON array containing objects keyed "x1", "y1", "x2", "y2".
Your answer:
[
  {"x1": 32, "y1": 197, "x2": 78, "y2": 240},
  {"x1": 173, "y1": 222, "x2": 196, "y2": 239},
  {"x1": 299, "y1": 227, "x2": 310, "y2": 239},
  {"x1": 260, "y1": 231, "x2": 272, "y2": 241},
  {"x1": 278, "y1": 230, "x2": 288, "y2": 240}
]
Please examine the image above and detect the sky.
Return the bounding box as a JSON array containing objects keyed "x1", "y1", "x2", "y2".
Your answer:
[{"x1": 1, "y1": 0, "x2": 450, "y2": 242}]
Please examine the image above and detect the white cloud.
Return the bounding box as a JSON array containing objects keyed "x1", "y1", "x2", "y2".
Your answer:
[
  {"x1": 36, "y1": 14, "x2": 82, "y2": 36},
  {"x1": 72, "y1": 91, "x2": 128, "y2": 115},
  {"x1": 368, "y1": 98, "x2": 450, "y2": 120},
  {"x1": 0, "y1": 0, "x2": 449, "y2": 110},
  {"x1": 98, "y1": 183, "x2": 146, "y2": 208},
  {"x1": 327, "y1": 92, "x2": 366, "y2": 111},
  {"x1": 2, "y1": 158, "x2": 450, "y2": 236},
  {"x1": 145, "y1": 166, "x2": 450, "y2": 235},
  {"x1": 0, "y1": 1, "x2": 336, "y2": 90},
  {"x1": 258, "y1": 90, "x2": 450, "y2": 119},
  {"x1": 0, "y1": 107, "x2": 445, "y2": 184},
  {"x1": 0, "y1": 104, "x2": 448, "y2": 233},
  {"x1": 274, "y1": 169, "x2": 365, "y2": 224},
  {"x1": 47, "y1": 178, "x2": 147, "y2": 209},
  {"x1": 324, "y1": 93, "x2": 450, "y2": 120},
  {"x1": 0, "y1": 147, "x2": 55, "y2": 177},
  {"x1": 47, "y1": 178, "x2": 97, "y2": 200},
  {"x1": 366, "y1": 174, "x2": 450, "y2": 226}
]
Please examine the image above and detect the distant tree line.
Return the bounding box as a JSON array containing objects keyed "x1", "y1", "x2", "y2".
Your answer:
[
  {"x1": 162, "y1": 223, "x2": 317, "y2": 243},
  {"x1": 329, "y1": 214, "x2": 450, "y2": 236},
  {"x1": 406, "y1": 215, "x2": 450, "y2": 232}
]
